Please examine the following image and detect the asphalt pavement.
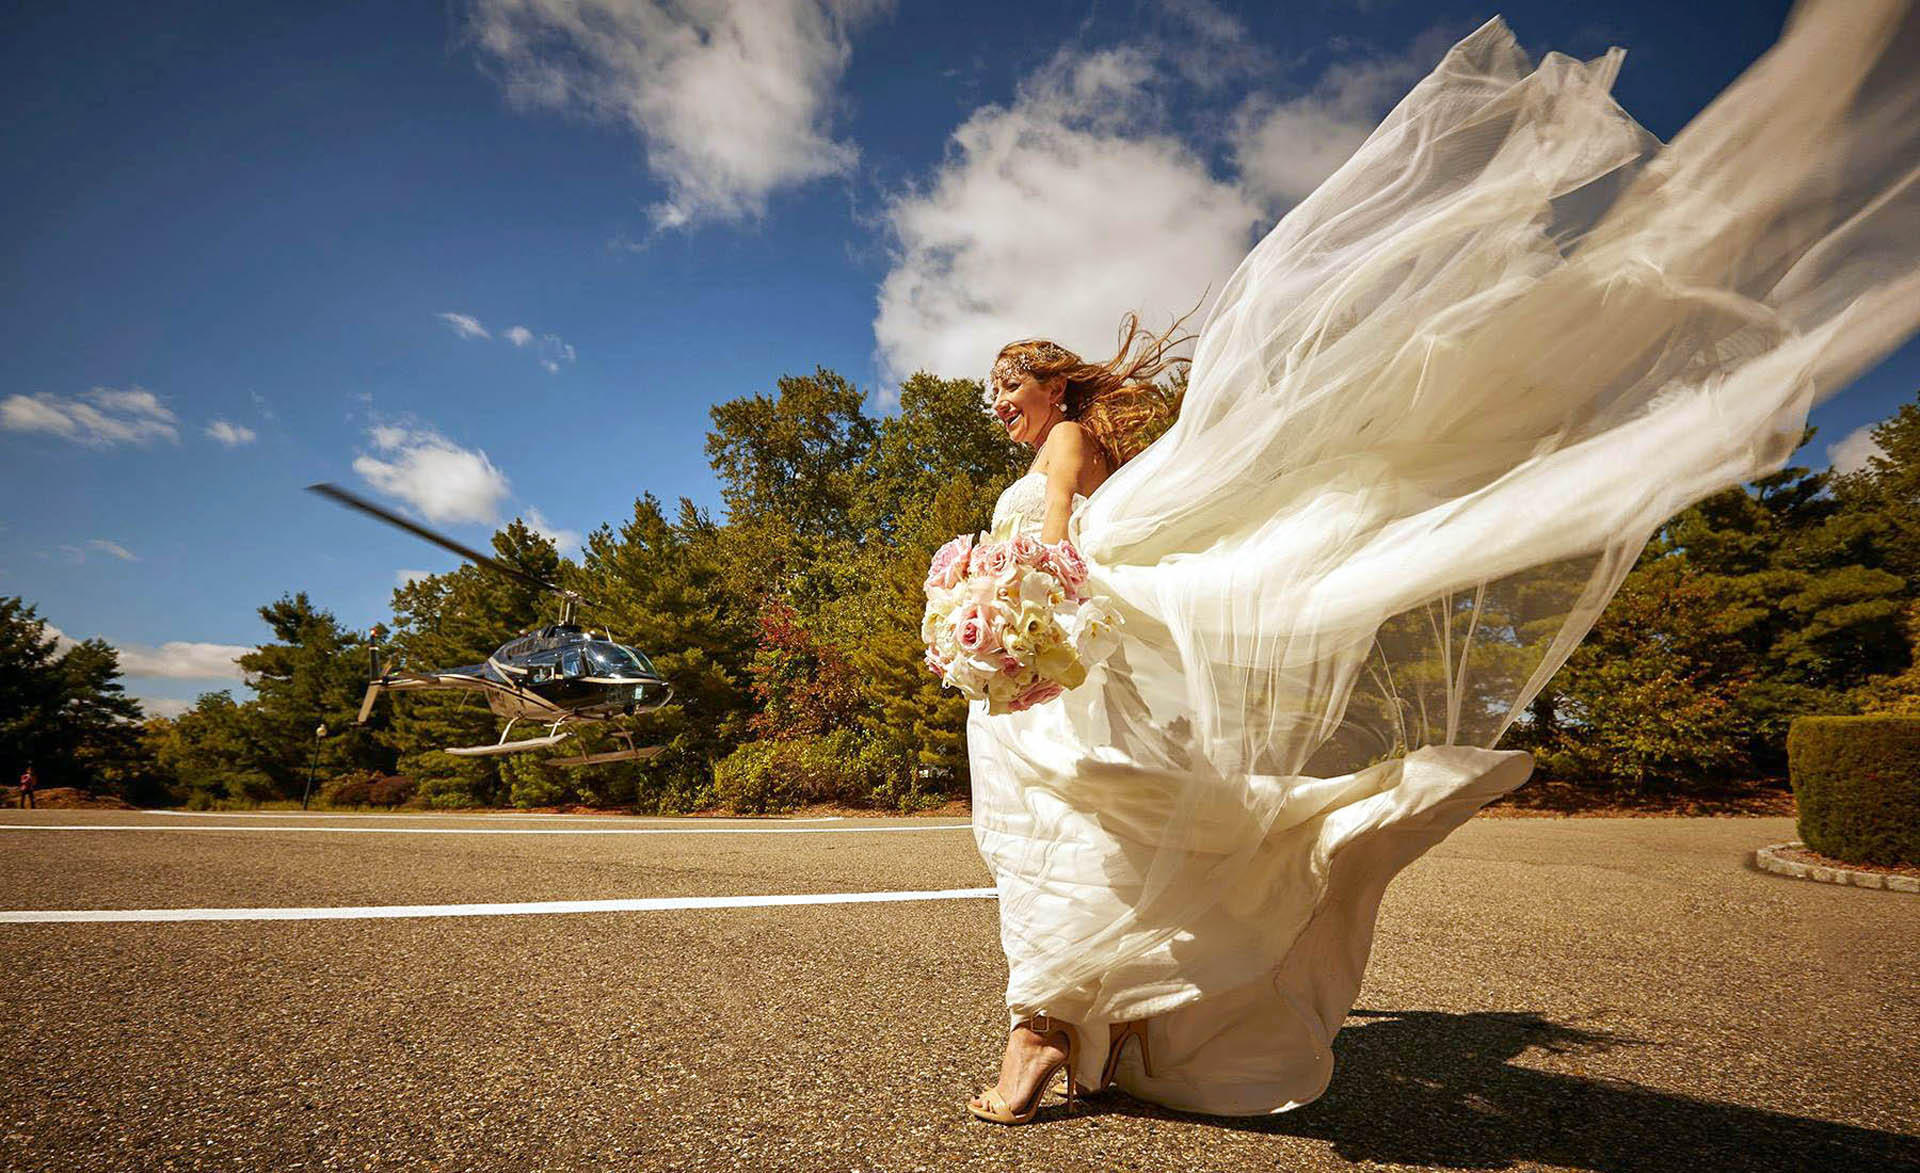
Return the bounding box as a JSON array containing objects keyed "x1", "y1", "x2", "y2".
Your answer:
[{"x1": 0, "y1": 809, "x2": 1913, "y2": 1172}]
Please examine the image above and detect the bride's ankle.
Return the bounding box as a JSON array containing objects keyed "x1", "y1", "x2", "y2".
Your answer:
[{"x1": 1009, "y1": 1014, "x2": 1072, "y2": 1054}]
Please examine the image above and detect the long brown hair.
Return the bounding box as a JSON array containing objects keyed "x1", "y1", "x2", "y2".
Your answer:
[{"x1": 992, "y1": 310, "x2": 1194, "y2": 468}]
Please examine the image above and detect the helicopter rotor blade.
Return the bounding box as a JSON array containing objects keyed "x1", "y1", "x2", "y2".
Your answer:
[{"x1": 308, "y1": 482, "x2": 578, "y2": 601}]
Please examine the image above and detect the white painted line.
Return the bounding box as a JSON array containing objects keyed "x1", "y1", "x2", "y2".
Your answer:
[
  {"x1": 0, "y1": 887, "x2": 1000, "y2": 924},
  {"x1": 0, "y1": 823, "x2": 969, "y2": 837},
  {"x1": 139, "y1": 810, "x2": 848, "y2": 822}
]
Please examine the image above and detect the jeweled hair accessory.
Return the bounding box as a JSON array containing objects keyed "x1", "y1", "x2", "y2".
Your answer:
[{"x1": 988, "y1": 341, "x2": 1075, "y2": 399}]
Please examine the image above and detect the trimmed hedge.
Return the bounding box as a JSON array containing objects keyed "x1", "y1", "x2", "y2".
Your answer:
[{"x1": 1786, "y1": 715, "x2": 1920, "y2": 865}]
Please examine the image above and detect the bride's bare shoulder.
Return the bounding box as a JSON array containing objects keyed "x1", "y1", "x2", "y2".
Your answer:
[
  {"x1": 1041, "y1": 420, "x2": 1094, "y2": 456},
  {"x1": 1039, "y1": 421, "x2": 1110, "y2": 491}
]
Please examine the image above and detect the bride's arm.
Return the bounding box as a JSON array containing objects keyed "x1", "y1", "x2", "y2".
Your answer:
[{"x1": 1039, "y1": 422, "x2": 1106, "y2": 544}]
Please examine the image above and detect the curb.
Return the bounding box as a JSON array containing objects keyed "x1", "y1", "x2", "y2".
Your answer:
[{"x1": 1754, "y1": 841, "x2": 1918, "y2": 893}]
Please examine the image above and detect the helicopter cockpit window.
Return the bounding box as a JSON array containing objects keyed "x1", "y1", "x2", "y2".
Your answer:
[
  {"x1": 586, "y1": 642, "x2": 655, "y2": 679},
  {"x1": 560, "y1": 648, "x2": 582, "y2": 677}
]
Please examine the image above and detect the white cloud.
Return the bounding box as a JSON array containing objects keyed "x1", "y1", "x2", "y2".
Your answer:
[
  {"x1": 138, "y1": 697, "x2": 195, "y2": 720},
  {"x1": 872, "y1": 26, "x2": 1464, "y2": 386},
  {"x1": 537, "y1": 333, "x2": 576, "y2": 373},
  {"x1": 1829, "y1": 423, "x2": 1886, "y2": 475},
  {"x1": 88, "y1": 539, "x2": 138, "y2": 562},
  {"x1": 117, "y1": 641, "x2": 251, "y2": 679},
  {"x1": 873, "y1": 47, "x2": 1262, "y2": 384},
  {"x1": 206, "y1": 418, "x2": 258, "y2": 447},
  {"x1": 523, "y1": 506, "x2": 582, "y2": 554},
  {"x1": 47, "y1": 622, "x2": 247, "y2": 680},
  {"x1": 461, "y1": 321, "x2": 573, "y2": 370},
  {"x1": 395, "y1": 568, "x2": 433, "y2": 587},
  {"x1": 43, "y1": 624, "x2": 77, "y2": 653},
  {"x1": 353, "y1": 423, "x2": 512, "y2": 525},
  {"x1": 0, "y1": 386, "x2": 178, "y2": 446},
  {"x1": 1230, "y1": 29, "x2": 1454, "y2": 208},
  {"x1": 437, "y1": 311, "x2": 491, "y2": 340},
  {"x1": 466, "y1": 0, "x2": 890, "y2": 229}
]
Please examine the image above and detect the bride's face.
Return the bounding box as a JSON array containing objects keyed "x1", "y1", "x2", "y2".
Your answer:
[{"x1": 991, "y1": 371, "x2": 1059, "y2": 448}]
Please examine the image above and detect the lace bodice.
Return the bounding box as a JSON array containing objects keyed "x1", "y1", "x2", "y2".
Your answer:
[{"x1": 991, "y1": 472, "x2": 1088, "y2": 540}]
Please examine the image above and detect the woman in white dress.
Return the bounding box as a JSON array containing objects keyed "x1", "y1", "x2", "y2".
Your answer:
[{"x1": 965, "y1": 0, "x2": 1920, "y2": 1124}]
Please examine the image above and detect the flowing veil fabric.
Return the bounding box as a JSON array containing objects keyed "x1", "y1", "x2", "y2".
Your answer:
[{"x1": 967, "y1": 0, "x2": 1920, "y2": 1115}]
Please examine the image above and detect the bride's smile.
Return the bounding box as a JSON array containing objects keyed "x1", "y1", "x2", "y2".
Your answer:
[{"x1": 990, "y1": 372, "x2": 1060, "y2": 448}]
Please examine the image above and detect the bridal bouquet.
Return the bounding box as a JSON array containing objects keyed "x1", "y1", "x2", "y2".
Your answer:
[{"x1": 920, "y1": 519, "x2": 1122, "y2": 714}]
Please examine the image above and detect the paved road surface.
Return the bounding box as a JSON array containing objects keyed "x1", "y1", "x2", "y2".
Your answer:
[{"x1": 0, "y1": 810, "x2": 1913, "y2": 1171}]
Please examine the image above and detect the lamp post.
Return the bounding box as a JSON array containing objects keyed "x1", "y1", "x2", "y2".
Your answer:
[{"x1": 301, "y1": 723, "x2": 328, "y2": 810}]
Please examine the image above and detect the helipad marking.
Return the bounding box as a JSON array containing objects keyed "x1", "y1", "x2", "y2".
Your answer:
[
  {"x1": 0, "y1": 823, "x2": 966, "y2": 837},
  {"x1": 0, "y1": 887, "x2": 1000, "y2": 923},
  {"x1": 139, "y1": 810, "x2": 848, "y2": 822}
]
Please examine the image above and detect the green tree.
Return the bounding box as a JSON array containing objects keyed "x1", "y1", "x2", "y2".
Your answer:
[
  {"x1": 1832, "y1": 397, "x2": 1920, "y2": 590},
  {"x1": 571, "y1": 495, "x2": 758, "y2": 810},
  {"x1": 238, "y1": 593, "x2": 392, "y2": 797},
  {"x1": 1541, "y1": 560, "x2": 1757, "y2": 788},
  {"x1": 151, "y1": 690, "x2": 277, "y2": 804},
  {"x1": 833, "y1": 374, "x2": 1027, "y2": 795},
  {"x1": 1532, "y1": 413, "x2": 1918, "y2": 785},
  {"x1": 0, "y1": 597, "x2": 146, "y2": 795}
]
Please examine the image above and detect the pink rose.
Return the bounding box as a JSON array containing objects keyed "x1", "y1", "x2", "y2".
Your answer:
[
  {"x1": 1044, "y1": 539, "x2": 1088, "y2": 590},
  {"x1": 974, "y1": 540, "x2": 1016, "y2": 582},
  {"x1": 923, "y1": 647, "x2": 949, "y2": 678},
  {"x1": 924, "y1": 534, "x2": 974, "y2": 592},
  {"x1": 954, "y1": 603, "x2": 999, "y2": 655},
  {"x1": 1010, "y1": 679, "x2": 1065, "y2": 712},
  {"x1": 1006, "y1": 534, "x2": 1042, "y2": 565}
]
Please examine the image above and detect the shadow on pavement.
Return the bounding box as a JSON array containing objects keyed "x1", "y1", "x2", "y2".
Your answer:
[{"x1": 1089, "y1": 1008, "x2": 1920, "y2": 1171}]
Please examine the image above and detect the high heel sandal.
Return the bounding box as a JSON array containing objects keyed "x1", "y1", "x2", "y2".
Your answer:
[
  {"x1": 1096, "y1": 1018, "x2": 1155, "y2": 1092},
  {"x1": 967, "y1": 1014, "x2": 1081, "y2": 1125}
]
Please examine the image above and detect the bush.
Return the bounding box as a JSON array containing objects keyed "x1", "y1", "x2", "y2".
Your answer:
[
  {"x1": 318, "y1": 770, "x2": 376, "y2": 807},
  {"x1": 368, "y1": 774, "x2": 416, "y2": 807},
  {"x1": 712, "y1": 729, "x2": 908, "y2": 813},
  {"x1": 1786, "y1": 715, "x2": 1920, "y2": 865}
]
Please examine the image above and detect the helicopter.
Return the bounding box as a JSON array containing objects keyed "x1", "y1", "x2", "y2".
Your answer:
[{"x1": 309, "y1": 483, "x2": 673, "y2": 766}]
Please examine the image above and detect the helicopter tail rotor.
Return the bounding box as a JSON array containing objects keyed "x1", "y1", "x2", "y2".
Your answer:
[{"x1": 357, "y1": 681, "x2": 383, "y2": 725}]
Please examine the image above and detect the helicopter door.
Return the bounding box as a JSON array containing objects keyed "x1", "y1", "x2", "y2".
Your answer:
[{"x1": 560, "y1": 648, "x2": 583, "y2": 677}]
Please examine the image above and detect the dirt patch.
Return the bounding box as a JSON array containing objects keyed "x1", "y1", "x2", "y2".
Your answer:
[
  {"x1": 1, "y1": 786, "x2": 138, "y2": 810},
  {"x1": 1482, "y1": 777, "x2": 1796, "y2": 818}
]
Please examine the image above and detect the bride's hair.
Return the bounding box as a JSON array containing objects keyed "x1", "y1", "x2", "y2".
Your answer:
[{"x1": 992, "y1": 310, "x2": 1194, "y2": 468}]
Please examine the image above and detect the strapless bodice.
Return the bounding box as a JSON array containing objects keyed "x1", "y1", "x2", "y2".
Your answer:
[{"x1": 991, "y1": 472, "x2": 1088, "y2": 539}]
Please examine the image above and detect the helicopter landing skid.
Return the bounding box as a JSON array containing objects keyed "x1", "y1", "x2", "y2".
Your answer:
[
  {"x1": 549, "y1": 744, "x2": 667, "y2": 767},
  {"x1": 443, "y1": 732, "x2": 571, "y2": 757}
]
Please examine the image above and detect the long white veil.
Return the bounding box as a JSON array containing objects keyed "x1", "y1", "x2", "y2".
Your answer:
[{"x1": 970, "y1": 0, "x2": 1920, "y2": 1107}]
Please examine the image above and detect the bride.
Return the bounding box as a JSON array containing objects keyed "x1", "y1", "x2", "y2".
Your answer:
[{"x1": 963, "y1": 0, "x2": 1920, "y2": 1124}]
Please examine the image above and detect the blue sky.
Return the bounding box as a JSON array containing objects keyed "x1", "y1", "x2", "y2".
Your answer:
[{"x1": 3, "y1": 0, "x2": 1914, "y2": 716}]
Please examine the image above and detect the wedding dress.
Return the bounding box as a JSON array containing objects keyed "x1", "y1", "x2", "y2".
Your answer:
[{"x1": 967, "y1": 0, "x2": 1920, "y2": 1116}]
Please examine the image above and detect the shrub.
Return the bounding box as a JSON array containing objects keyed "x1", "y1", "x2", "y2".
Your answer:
[
  {"x1": 368, "y1": 774, "x2": 416, "y2": 807},
  {"x1": 712, "y1": 729, "x2": 909, "y2": 813},
  {"x1": 318, "y1": 770, "x2": 376, "y2": 807},
  {"x1": 1786, "y1": 715, "x2": 1920, "y2": 865}
]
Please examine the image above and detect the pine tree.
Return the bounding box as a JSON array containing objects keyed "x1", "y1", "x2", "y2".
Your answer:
[
  {"x1": 0, "y1": 597, "x2": 145, "y2": 794},
  {"x1": 573, "y1": 496, "x2": 757, "y2": 810}
]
